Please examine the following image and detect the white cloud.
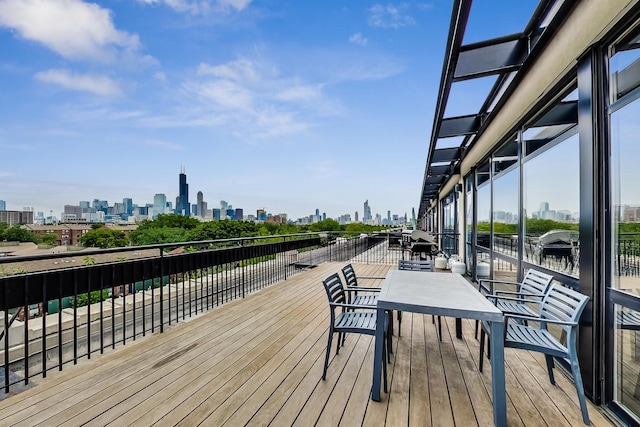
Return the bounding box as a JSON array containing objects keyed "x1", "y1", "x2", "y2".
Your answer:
[
  {"x1": 35, "y1": 69, "x2": 121, "y2": 96},
  {"x1": 182, "y1": 58, "x2": 328, "y2": 137},
  {"x1": 368, "y1": 3, "x2": 415, "y2": 29},
  {"x1": 0, "y1": 0, "x2": 142, "y2": 63},
  {"x1": 349, "y1": 32, "x2": 368, "y2": 47},
  {"x1": 197, "y1": 59, "x2": 258, "y2": 82},
  {"x1": 136, "y1": 0, "x2": 252, "y2": 14},
  {"x1": 154, "y1": 71, "x2": 168, "y2": 83}
]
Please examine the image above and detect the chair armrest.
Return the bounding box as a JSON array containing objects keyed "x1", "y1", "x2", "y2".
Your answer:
[
  {"x1": 486, "y1": 294, "x2": 541, "y2": 305},
  {"x1": 329, "y1": 302, "x2": 377, "y2": 310},
  {"x1": 493, "y1": 290, "x2": 544, "y2": 297},
  {"x1": 345, "y1": 287, "x2": 381, "y2": 292},
  {"x1": 478, "y1": 279, "x2": 521, "y2": 294},
  {"x1": 505, "y1": 313, "x2": 578, "y2": 327}
]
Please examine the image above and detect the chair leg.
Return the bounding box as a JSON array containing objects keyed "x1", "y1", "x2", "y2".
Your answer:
[
  {"x1": 397, "y1": 311, "x2": 402, "y2": 337},
  {"x1": 336, "y1": 333, "x2": 342, "y2": 355},
  {"x1": 569, "y1": 355, "x2": 591, "y2": 425},
  {"x1": 383, "y1": 331, "x2": 388, "y2": 393},
  {"x1": 323, "y1": 331, "x2": 334, "y2": 380},
  {"x1": 387, "y1": 324, "x2": 393, "y2": 363},
  {"x1": 479, "y1": 328, "x2": 485, "y2": 372},
  {"x1": 545, "y1": 354, "x2": 556, "y2": 385}
]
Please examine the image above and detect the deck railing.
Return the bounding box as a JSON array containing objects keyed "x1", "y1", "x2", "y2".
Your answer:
[{"x1": 0, "y1": 231, "x2": 401, "y2": 393}]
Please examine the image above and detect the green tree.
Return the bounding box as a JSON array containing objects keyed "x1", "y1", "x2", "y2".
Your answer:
[
  {"x1": 79, "y1": 228, "x2": 129, "y2": 248},
  {"x1": 308, "y1": 219, "x2": 341, "y2": 232},
  {"x1": 4, "y1": 225, "x2": 39, "y2": 243},
  {"x1": 40, "y1": 233, "x2": 58, "y2": 246}
]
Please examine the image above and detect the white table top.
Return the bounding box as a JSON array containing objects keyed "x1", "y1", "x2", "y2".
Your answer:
[{"x1": 378, "y1": 270, "x2": 503, "y2": 322}]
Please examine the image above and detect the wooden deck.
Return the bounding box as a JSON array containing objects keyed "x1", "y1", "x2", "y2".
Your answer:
[{"x1": 0, "y1": 262, "x2": 613, "y2": 426}]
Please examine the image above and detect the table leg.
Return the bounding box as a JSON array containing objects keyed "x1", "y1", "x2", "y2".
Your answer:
[
  {"x1": 456, "y1": 318, "x2": 462, "y2": 339},
  {"x1": 371, "y1": 306, "x2": 385, "y2": 401},
  {"x1": 490, "y1": 320, "x2": 506, "y2": 427}
]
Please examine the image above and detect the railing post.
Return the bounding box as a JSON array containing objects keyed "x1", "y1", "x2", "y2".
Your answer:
[{"x1": 159, "y1": 248, "x2": 164, "y2": 333}]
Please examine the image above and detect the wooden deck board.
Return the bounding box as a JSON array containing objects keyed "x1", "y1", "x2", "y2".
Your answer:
[{"x1": 0, "y1": 262, "x2": 614, "y2": 427}]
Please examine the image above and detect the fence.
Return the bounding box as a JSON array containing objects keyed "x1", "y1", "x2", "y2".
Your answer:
[{"x1": 0, "y1": 232, "x2": 398, "y2": 393}]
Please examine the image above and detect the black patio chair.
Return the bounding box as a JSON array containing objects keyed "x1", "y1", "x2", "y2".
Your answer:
[{"x1": 321, "y1": 273, "x2": 389, "y2": 392}]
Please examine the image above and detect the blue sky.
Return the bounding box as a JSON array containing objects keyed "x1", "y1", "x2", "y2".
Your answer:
[{"x1": 0, "y1": 0, "x2": 537, "y2": 220}]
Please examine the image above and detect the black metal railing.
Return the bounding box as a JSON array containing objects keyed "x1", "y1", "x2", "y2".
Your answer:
[{"x1": 0, "y1": 231, "x2": 398, "y2": 393}]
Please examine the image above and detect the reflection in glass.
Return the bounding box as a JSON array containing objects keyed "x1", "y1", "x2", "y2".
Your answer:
[
  {"x1": 611, "y1": 96, "x2": 640, "y2": 290},
  {"x1": 523, "y1": 133, "x2": 580, "y2": 276},
  {"x1": 442, "y1": 194, "x2": 458, "y2": 256},
  {"x1": 614, "y1": 304, "x2": 640, "y2": 417},
  {"x1": 493, "y1": 167, "x2": 519, "y2": 257},
  {"x1": 476, "y1": 250, "x2": 491, "y2": 279},
  {"x1": 465, "y1": 175, "x2": 474, "y2": 270},
  {"x1": 477, "y1": 184, "x2": 490, "y2": 249},
  {"x1": 611, "y1": 36, "x2": 640, "y2": 421}
]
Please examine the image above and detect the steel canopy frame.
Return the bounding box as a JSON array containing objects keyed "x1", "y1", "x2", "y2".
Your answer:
[{"x1": 417, "y1": 0, "x2": 562, "y2": 219}]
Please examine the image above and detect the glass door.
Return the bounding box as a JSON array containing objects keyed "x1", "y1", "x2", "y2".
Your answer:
[{"x1": 609, "y1": 28, "x2": 640, "y2": 421}]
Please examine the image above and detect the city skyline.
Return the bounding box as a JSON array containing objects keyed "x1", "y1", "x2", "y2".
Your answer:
[{"x1": 0, "y1": 1, "x2": 537, "y2": 220}]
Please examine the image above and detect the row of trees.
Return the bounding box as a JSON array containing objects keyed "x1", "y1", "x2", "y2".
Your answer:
[
  {"x1": 0, "y1": 223, "x2": 57, "y2": 245},
  {"x1": 78, "y1": 215, "x2": 390, "y2": 249}
]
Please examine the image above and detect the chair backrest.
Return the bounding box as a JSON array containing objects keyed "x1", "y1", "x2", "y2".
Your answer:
[
  {"x1": 341, "y1": 263, "x2": 358, "y2": 288},
  {"x1": 323, "y1": 273, "x2": 347, "y2": 305},
  {"x1": 540, "y1": 284, "x2": 590, "y2": 335},
  {"x1": 398, "y1": 259, "x2": 433, "y2": 272},
  {"x1": 520, "y1": 269, "x2": 554, "y2": 296}
]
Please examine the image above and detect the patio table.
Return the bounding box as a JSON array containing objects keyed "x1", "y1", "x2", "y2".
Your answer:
[{"x1": 371, "y1": 269, "x2": 506, "y2": 426}]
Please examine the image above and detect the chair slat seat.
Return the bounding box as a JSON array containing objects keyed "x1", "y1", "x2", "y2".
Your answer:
[
  {"x1": 494, "y1": 299, "x2": 539, "y2": 317},
  {"x1": 351, "y1": 294, "x2": 378, "y2": 307},
  {"x1": 505, "y1": 323, "x2": 568, "y2": 357},
  {"x1": 335, "y1": 311, "x2": 378, "y2": 331}
]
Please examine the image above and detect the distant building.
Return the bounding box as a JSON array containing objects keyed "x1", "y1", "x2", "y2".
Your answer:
[
  {"x1": 363, "y1": 200, "x2": 372, "y2": 222},
  {"x1": 123, "y1": 198, "x2": 133, "y2": 215},
  {"x1": 235, "y1": 208, "x2": 244, "y2": 220},
  {"x1": 153, "y1": 194, "x2": 167, "y2": 219},
  {"x1": 0, "y1": 210, "x2": 34, "y2": 226},
  {"x1": 175, "y1": 168, "x2": 190, "y2": 216},
  {"x1": 197, "y1": 191, "x2": 205, "y2": 218},
  {"x1": 0, "y1": 200, "x2": 6, "y2": 210}
]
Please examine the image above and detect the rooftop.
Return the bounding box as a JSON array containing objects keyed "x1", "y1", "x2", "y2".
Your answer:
[{"x1": 0, "y1": 262, "x2": 613, "y2": 426}]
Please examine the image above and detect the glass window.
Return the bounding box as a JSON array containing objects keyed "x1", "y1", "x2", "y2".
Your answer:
[
  {"x1": 492, "y1": 137, "x2": 519, "y2": 258},
  {"x1": 442, "y1": 192, "x2": 458, "y2": 256},
  {"x1": 610, "y1": 27, "x2": 640, "y2": 421},
  {"x1": 523, "y1": 131, "x2": 580, "y2": 277},
  {"x1": 611, "y1": 95, "x2": 640, "y2": 291},
  {"x1": 465, "y1": 174, "x2": 474, "y2": 270},
  {"x1": 477, "y1": 162, "x2": 491, "y2": 249}
]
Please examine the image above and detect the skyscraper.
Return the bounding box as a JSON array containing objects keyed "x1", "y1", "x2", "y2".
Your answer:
[
  {"x1": 153, "y1": 193, "x2": 167, "y2": 219},
  {"x1": 123, "y1": 198, "x2": 133, "y2": 215},
  {"x1": 363, "y1": 200, "x2": 372, "y2": 222},
  {"x1": 0, "y1": 200, "x2": 5, "y2": 210},
  {"x1": 197, "y1": 191, "x2": 204, "y2": 218},
  {"x1": 175, "y1": 168, "x2": 190, "y2": 216}
]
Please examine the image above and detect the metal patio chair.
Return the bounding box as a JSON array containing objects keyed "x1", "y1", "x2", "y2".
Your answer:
[
  {"x1": 341, "y1": 263, "x2": 385, "y2": 308},
  {"x1": 397, "y1": 259, "x2": 437, "y2": 338},
  {"x1": 321, "y1": 273, "x2": 389, "y2": 391},
  {"x1": 480, "y1": 284, "x2": 591, "y2": 425},
  {"x1": 476, "y1": 268, "x2": 554, "y2": 339}
]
